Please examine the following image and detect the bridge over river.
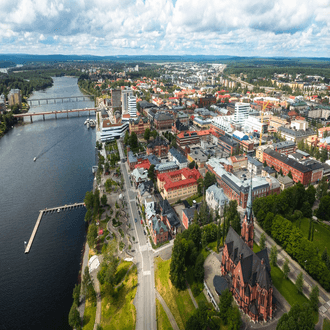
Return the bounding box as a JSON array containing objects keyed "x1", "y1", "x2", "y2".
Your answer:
[
  {"x1": 28, "y1": 95, "x2": 94, "y2": 106},
  {"x1": 14, "y1": 108, "x2": 97, "y2": 122}
]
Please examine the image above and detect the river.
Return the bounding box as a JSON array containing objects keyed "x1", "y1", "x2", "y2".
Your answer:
[{"x1": 0, "y1": 77, "x2": 96, "y2": 329}]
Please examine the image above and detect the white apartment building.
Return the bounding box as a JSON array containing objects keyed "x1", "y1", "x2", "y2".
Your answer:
[
  {"x1": 211, "y1": 116, "x2": 234, "y2": 134},
  {"x1": 243, "y1": 116, "x2": 268, "y2": 134},
  {"x1": 128, "y1": 95, "x2": 137, "y2": 117},
  {"x1": 121, "y1": 89, "x2": 133, "y2": 114},
  {"x1": 234, "y1": 102, "x2": 250, "y2": 125}
]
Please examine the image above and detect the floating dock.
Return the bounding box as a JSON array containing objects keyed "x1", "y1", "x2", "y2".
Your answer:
[{"x1": 24, "y1": 202, "x2": 85, "y2": 254}]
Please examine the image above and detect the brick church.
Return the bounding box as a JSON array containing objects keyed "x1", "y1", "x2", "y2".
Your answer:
[{"x1": 220, "y1": 181, "x2": 275, "y2": 322}]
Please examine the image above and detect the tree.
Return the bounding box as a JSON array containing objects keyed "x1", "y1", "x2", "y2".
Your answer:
[
  {"x1": 170, "y1": 237, "x2": 187, "y2": 290},
  {"x1": 84, "y1": 190, "x2": 94, "y2": 210},
  {"x1": 129, "y1": 131, "x2": 138, "y2": 150},
  {"x1": 124, "y1": 130, "x2": 130, "y2": 145},
  {"x1": 217, "y1": 216, "x2": 222, "y2": 252},
  {"x1": 263, "y1": 161, "x2": 267, "y2": 167},
  {"x1": 144, "y1": 128, "x2": 151, "y2": 142},
  {"x1": 301, "y1": 201, "x2": 312, "y2": 218},
  {"x1": 148, "y1": 164, "x2": 156, "y2": 182},
  {"x1": 295, "y1": 272, "x2": 304, "y2": 294},
  {"x1": 309, "y1": 285, "x2": 319, "y2": 311},
  {"x1": 188, "y1": 161, "x2": 196, "y2": 169},
  {"x1": 259, "y1": 233, "x2": 266, "y2": 251},
  {"x1": 204, "y1": 171, "x2": 216, "y2": 189},
  {"x1": 101, "y1": 194, "x2": 107, "y2": 206},
  {"x1": 68, "y1": 303, "x2": 81, "y2": 330},
  {"x1": 320, "y1": 148, "x2": 328, "y2": 163},
  {"x1": 306, "y1": 185, "x2": 316, "y2": 206},
  {"x1": 227, "y1": 306, "x2": 242, "y2": 330},
  {"x1": 82, "y1": 266, "x2": 96, "y2": 305},
  {"x1": 151, "y1": 130, "x2": 158, "y2": 139},
  {"x1": 316, "y1": 195, "x2": 330, "y2": 221},
  {"x1": 276, "y1": 303, "x2": 314, "y2": 330},
  {"x1": 72, "y1": 284, "x2": 81, "y2": 306},
  {"x1": 87, "y1": 223, "x2": 98, "y2": 248},
  {"x1": 263, "y1": 212, "x2": 274, "y2": 235},
  {"x1": 84, "y1": 208, "x2": 92, "y2": 223},
  {"x1": 219, "y1": 288, "x2": 233, "y2": 325},
  {"x1": 316, "y1": 177, "x2": 328, "y2": 200},
  {"x1": 288, "y1": 171, "x2": 293, "y2": 179},
  {"x1": 279, "y1": 168, "x2": 283, "y2": 176},
  {"x1": 283, "y1": 258, "x2": 290, "y2": 279},
  {"x1": 194, "y1": 254, "x2": 205, "y2": 283},
  {"x1": 270, "y1": 245, "x2": 278, "y2": 267}
]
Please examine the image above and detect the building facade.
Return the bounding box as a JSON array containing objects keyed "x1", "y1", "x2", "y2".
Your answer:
[
  {"x1": 221, "y1": 185, "x2": 275, "y2": 322},
  {"x1": 129, "y1": 117, "x2": 151, "y2": 135},
  {"x1": 157, "y1": 168, "x2": 201, "y2": 203},
  {"x1": 154, "y1": 112, "x2": 174, "y2": 130},
  {"x1": 146, "y1": 136, "x2": 170, "y2": 157}
]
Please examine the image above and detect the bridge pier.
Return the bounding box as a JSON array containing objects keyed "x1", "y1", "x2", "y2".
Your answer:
[
  {"x1": 38, "y1": 100, "x2": 40, "y2": 105},
  {"x1": 43, "y1": 114, "x2": 45, "y2": 121},
  {"x1": 67, "y1": 111, "x2": 69, "y2": 118},
  {"x1": 30, "y1": 115, "x2": 33, "y2": 123},
  {"x1": 46, "y1": 100, "x2": 48, "y2": 104},
  {"x1": 55, "y1": 113, "x2": 57, "y2": 120}
]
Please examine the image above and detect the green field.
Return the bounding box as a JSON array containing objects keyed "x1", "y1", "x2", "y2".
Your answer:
[
  {"x1": 292, "y1": 217, "x2": 330, "y2": 254},
  {"x1": 83, "y1": 300, "x2": 96, "y2": 330},
  {"x1": 156, "y1": 298, "x2": 173, "y2": 330},
  {"x1": 155, "y1": 257, "x2": 196, "y2": 330},
  {"x1": 100, "y1": 266, "x2": 137, "y2": 330},
  {"x1": 114, "y1": 261, "x2": 132, "y2": 285}
]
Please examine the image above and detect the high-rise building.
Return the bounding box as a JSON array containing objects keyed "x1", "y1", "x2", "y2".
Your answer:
[
  {"x1": 121, "y1": 89, "x2": 133, "y2": 114},
  {"x1": 8, "y1": 89, "x2": 21, "y2": 107},
  {"x1": 111, "y1": 89, "x2": 121, "y2": 109},
  {"x1": 128, "y1": 95, "x2": 137, "y2": 117},
  {"x1": 234, "y1": 102, "x2": 250, "y2": 125}
]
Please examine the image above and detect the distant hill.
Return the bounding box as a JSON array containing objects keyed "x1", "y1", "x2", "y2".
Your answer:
[
  {"x1": 0, "y1": 54, "x2": 330, "y2": 65},
  {"x1": 0, "y1": 60, "x2": 16, "y2": 68}
]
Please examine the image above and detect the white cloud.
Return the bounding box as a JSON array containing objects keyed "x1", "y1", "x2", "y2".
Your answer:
[{"x1": 0, "y1": 0, "x2": 329, "y2": 56}]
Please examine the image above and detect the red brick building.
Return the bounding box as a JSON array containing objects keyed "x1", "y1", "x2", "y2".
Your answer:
[
  {"x1": 146, "y1": 136, "x2": 170, "y2": 157},
  {"x1": 198, "y1": 95, "x2": 216, "y2": 107},
  {"x1": 263, "y1": 148, "x2": 313, "y2": 185},
  {"x1": 150, "y1": 218, "x2": 169, "y2": 245},
  {"x1": 176, "y1": 130, "x2": 212, "y2": 148},
  {"x1": 129, "y1": 117, "x2": 151, "y2": 135},
  {"x1": 154, "y1": 112, "x2": 174, "y2": 130},
  {"x1": 221, "y1": 187, "x2": 275, "y2": 322}
]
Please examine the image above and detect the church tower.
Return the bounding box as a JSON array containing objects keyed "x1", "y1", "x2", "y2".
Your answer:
[{"x1": 241, "y1": 176, "x2": 254, "y2": 249}]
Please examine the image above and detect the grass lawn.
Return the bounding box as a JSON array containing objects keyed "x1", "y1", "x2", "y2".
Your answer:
[
  {"x1": 156, "y1": 298, "x2": 173, "y2": 330},
  {"x1": 323, "y1": 318, "x2": 330, "y2": 330},
  {"x1": 292, "y1": 217, "x2": 330, "y2": 254},
  {"x1": 155, "y1": 257, "x2": 196, "y2": 330},
  {"x1": 114, "y1": 261, "x2": 132, "y2": 285},
  {"x1": 253, "y1": 242, "x2": 261, "y2": 253},
  {"x1": 100, "y1": 265, "x2": 137, "y2": 330},
  {"x1": 83, "y1": 300, "x2": 96, "y2": 330},
  {"x1": 207, "y1": 241, "x2": 218, "y2": 252}
]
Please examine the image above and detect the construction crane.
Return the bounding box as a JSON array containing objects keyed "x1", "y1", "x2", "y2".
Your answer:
[{"x1": 259, "y1": 100, "x2": 270, "y2": 146}]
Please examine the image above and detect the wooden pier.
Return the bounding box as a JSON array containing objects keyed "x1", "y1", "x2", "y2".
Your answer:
[{"x1": 24, "y1": 202, "x2": 85, "y2": 254}]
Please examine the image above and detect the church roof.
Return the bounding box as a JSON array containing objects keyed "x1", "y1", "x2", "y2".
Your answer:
[{"x1": 225, "y1": 227, "x2": 272, "y2": 290}]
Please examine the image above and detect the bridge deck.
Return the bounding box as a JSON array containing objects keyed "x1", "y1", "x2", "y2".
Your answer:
[
  {"x1": 14, "y1": 109, "x2": 96, "y2": 117},
  {"x1": 24, "y1": 202, "x2": 85, "y2": 254}
]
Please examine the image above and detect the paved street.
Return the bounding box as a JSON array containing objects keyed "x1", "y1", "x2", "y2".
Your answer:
[{"x1": 117, "y1": 139, "x2": 157, "y2": 330}]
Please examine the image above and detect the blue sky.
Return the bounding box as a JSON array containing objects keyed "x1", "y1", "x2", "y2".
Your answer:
[{"x1": 0, "y1": 0, "x2": 329, "y2": 57}]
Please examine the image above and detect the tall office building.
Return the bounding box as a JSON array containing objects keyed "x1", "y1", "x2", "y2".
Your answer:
[
  {"x1": 128, "y1": 95, "x2": 137, "y2": 117},
  {"x1": 111, "y1": 89, "x2": 121, "y2": 109},
  {"x1": 121, "y1": 89, "x2": 133, "y2": 114},
  {"x1": 234, "y1": 102, "x2": 250, "y2": 125}
]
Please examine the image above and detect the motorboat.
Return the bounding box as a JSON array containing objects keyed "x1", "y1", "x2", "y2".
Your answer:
[
  {"x1": 90, "y1": 120, "x2": 96, "y2": 128},
  {"x1": 84, "y1": 118, "x2": 90, "y2": 125},
  {"x1": 87, "y1": 122, "x2": 90, "y2": 129},
  {"x1": 57, "y1": 209, "x2": 60, "y2": 213},
  {"x1": 33, "y1": 157, "x2": 37, "y2": 162}
]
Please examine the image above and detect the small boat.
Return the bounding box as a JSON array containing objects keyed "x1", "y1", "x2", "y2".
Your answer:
[
  {"x1": 84, "y1": 118, "x2": 90, "y2": 125},
  {"x1": 87, "y1": 122, "x2": 90, "y2": 129},
  {"x1": 90, "y1": 120, "x2": 96, "y2": 128},
  {"x1": 33, "y1": 157, "x2": 37, "y2": 162},
  {"x1": 57, "y1": 209, "x2": 60, "y2": 213}
]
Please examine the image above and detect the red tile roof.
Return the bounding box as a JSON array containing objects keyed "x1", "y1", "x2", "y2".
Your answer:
[{"x1": 158, "y1": 168, "x2": 201, "y2": 190}]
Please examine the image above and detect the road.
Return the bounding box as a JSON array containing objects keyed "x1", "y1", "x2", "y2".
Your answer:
[{"x1": 117, "y1": 139, "x2": 157, "y2": 330}]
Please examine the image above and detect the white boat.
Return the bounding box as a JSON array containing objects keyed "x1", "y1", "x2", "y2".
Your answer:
[
  {"x1": 84, "y1": 119, "x2": 88, "y2": 125},
  {"x1": 33, "y1": 157, "x2": 36, "y2": 162},
  {"x1": 87, "y1": 122, "x2": 90, "y2": 129},
  {"x1": 57, "y1": 209, "x2": 60, "y2": 213},
  {"x1": 90, "y1": 120, "x2": 96, "y2": 128}
]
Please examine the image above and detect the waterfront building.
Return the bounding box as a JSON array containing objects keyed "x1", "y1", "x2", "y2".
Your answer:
[{"x1": 100, "y1": 120, "x2": 128, "y2": 142}]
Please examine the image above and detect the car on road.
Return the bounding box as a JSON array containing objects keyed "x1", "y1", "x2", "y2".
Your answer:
[
  {"x1": 135, "y1": 218, "x2": 137, "y2": 223},
  {"x1": 144, "y1": 230, "x2": 146, "y2": 235},
  {"x1": 141, "y1": 220, "x2": 143, "y2": 224}
]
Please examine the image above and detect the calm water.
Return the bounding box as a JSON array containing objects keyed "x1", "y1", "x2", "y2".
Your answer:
[{"x1": 0, "y1": 77, "x2": 96, "y2": 329}]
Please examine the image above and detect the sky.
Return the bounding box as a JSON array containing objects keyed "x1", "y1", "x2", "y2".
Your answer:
[{"x1": 0, "y1": 0, "x2": 330, "y2": 57}]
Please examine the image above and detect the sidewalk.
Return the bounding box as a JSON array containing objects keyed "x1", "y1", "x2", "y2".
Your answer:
[{"x1": 254, "y1": 222, "x2": 330, "y2": 319}]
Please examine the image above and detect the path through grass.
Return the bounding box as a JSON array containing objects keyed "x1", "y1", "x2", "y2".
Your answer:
[
  {"x1": 156, "y1": 298, "x2": 173, "y2": 330},
  {"x1": 155, "y1": 257, "x2": 196, "y2": 330}
]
